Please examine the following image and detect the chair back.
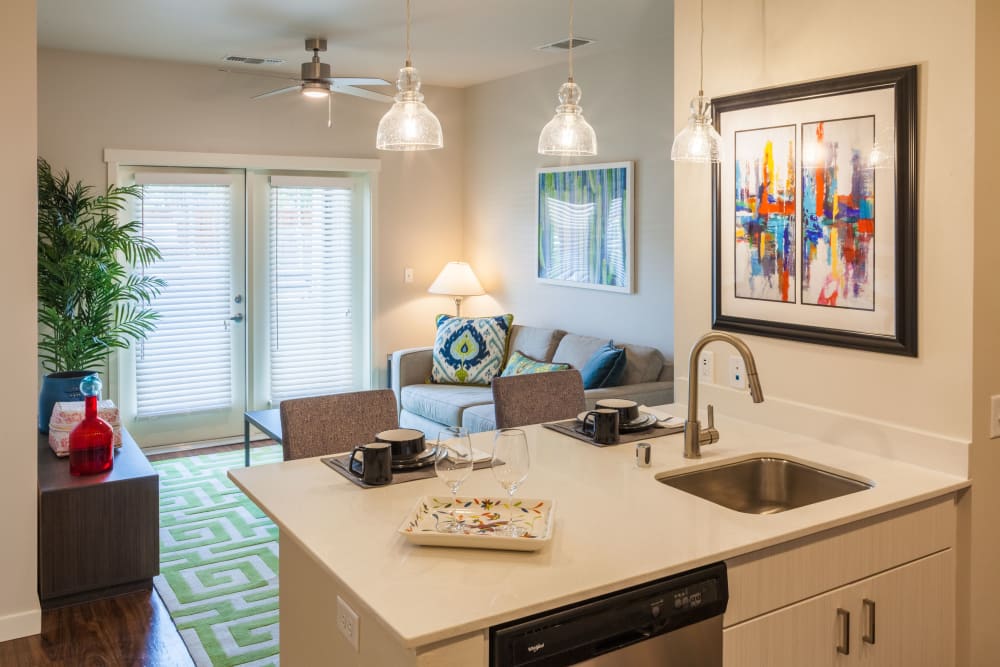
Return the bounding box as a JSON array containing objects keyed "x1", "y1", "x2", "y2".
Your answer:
[
  {"x1": 279, "y1": 389, "x2": 398, "y2": 461},
  {"x1": 491, "y1": 370, "x2": 586, "y2": 429}
]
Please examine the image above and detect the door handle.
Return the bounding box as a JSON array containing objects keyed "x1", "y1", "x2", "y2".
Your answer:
[
  {"x1": 862, "y1": 599, "x2": 876, "y2": 645},
  {"x1": 229, "y1": 313, "x2": 244, "y2": 323},
  {"x1": 836, "y1": 607, "x2": 850, "y2": 655}
]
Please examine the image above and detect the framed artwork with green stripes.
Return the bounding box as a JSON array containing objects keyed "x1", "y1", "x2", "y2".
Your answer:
[{"x1": 537, "y1": 161, "x2": 634, "y2": 293}]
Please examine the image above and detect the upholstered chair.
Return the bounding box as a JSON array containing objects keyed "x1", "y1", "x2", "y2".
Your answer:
[
  {"x1": 491, "y1": 370, "x2": 586, "y2": 429},
  {"x1": 279, "y1": 389, "x2": 399, "y2": 460}
]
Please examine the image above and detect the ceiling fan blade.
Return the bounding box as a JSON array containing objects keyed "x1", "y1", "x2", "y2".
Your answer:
[
  {"x1": 252, "y1": 85, "x2": 303, "y2": 99},
  {"x1": 220, "y1": 67, "x2": 301, "y2": 83},
  {"x1": 329, "y1": 77, "x2": 391, "y2": 87},
  {"x1": 331, "y1": 85, "x2": 394, "y2": 103}
]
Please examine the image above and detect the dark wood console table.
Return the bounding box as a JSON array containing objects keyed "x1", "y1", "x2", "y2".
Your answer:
[{"x1": 37, "y1": 429, "x2": 159, "y2": 609}]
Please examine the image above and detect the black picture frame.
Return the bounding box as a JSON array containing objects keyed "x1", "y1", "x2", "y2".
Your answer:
[{"x1": 711, "y1": 66, "x2": 918, "y2": 356}]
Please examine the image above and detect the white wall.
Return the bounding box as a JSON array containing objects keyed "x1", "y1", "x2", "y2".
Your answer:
[
  {"x1": 673, "y1": 0, "x2": 994, "y2": 663},
  {"x1": 462, "y1": 1, "x2": 674, "y2": 354},
  {"x1": 37, "y1": 49, "x2": 466, "y2": 382},
  {"x1": 0, "y1": 0, "x2": 41, "y2": 642}
]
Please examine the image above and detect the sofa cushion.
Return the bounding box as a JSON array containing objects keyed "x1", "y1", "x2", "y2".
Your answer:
[
  {"x1": 579, "y1": 341, "x2": 627, "y2": 389},
  {"x1": 501, "y1": 350, "x2": 571, "y2": 377},
  {"x1": 431, "y1": 314, "x2": 514, "y2": 385},
  {"x1": 506, "y1": 325, "x2": 566, "y2": 363},
  {"x1": 400, "y1": 384, "x2": 493, "y2": 427},
  {"x1": 553, "y1": 334, "x2": 665, "y2": 386},
  {"x1": 461, "y1": 404, "x2": 497, "y2": 433}
]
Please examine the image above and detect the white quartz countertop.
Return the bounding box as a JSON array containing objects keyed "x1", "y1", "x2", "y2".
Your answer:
[{"x1": 229, "y1": 404, "x2": 968, "y2": 649}]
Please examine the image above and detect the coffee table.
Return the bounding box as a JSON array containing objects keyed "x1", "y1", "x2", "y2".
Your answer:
[{"x1": 243, "y1": 409, "x2": 283, "y2": 466}]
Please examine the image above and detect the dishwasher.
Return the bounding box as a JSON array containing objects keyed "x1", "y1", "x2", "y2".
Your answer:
[{"x1": 490, "y1": 562, "x2": 728, "y2": 667}]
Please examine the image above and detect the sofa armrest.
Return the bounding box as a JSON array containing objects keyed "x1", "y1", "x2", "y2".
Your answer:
[{"x1": 391, "y1": 347, "x2": 433, "y2": 404}]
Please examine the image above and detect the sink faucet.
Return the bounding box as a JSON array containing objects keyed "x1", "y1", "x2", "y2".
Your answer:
[{"x1": 684, "y1": 332, "x2": 764, "y2": 458}]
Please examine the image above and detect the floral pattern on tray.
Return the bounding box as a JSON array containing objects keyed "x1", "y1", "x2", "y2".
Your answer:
[{"x1": 398, "y1": 496, "x2": 555, "y2": 551}]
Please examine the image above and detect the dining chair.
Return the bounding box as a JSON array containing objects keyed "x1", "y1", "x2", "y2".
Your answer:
[
  {"x1": 491, "y1": 369, "x2": 587, "y2": 429},
  {"x1": 279, "y1": 388, "x2": 399, "y2": 461}
]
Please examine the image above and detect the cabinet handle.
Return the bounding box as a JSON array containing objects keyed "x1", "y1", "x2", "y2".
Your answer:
[
  {"x1": 836, "y1": 607, "x2": 850, "y2": 655},
  {"x1": 862, "y1": 598, "x2": 876, "y2": 645}
]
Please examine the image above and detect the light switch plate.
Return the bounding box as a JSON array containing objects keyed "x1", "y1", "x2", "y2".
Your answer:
[
  {"x1": 337, "y1": 596, "x2": 359, "y2": 651},
  {"x1": 729, "y1": 355, "x2": 747, "y2": 390},
  {"x1": 991, "y1": 395, "x2": 1000, "y2": 439},
  {"x1": 404, "y1": 268, "x2": 414, "y2": 284}
]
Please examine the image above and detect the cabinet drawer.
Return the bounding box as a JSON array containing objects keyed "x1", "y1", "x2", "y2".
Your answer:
[{"x1": 725, "y1": 495, "x2": 956, "y2": 626}]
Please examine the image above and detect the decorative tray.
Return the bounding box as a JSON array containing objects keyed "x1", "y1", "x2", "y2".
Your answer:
[{"x1": 398, "y1": 496, "x2": 555, "y2": 552}]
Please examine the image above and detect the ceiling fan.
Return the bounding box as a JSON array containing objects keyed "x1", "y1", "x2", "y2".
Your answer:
[{"x1": 237, "y1": 38, "x2": 393, "y2": 103}]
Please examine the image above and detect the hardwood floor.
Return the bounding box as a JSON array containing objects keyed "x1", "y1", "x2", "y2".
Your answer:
[
  {"x1": 0, "y1": 589, "x2": 194, "y2": 667},
  {"x1": 0, "y1": 441, "x2": 281, "y2": 666}
]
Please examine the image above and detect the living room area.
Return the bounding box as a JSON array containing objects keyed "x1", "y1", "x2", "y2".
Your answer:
[{"x1": 4, "y1": 1, "x2": 1000, "y2": 666}]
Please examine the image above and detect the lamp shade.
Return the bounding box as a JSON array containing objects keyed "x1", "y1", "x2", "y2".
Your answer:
[{"x1": 428, "y1": 262, "x2": 485, "y2": 297}]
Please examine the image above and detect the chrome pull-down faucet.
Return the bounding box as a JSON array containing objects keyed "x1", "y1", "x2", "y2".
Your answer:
[{"x1": 684, "y1": 332, "x2": 764, "y2": 459}]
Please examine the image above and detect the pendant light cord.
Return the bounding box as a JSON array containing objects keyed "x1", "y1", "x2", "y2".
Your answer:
[
  {"x1": 405, "y1": 0, "x2": 412, "y2": 67},
  {"x1": 698, "y1": 0, "x2": 705, "y2": 96},
  {"x1": 568, "y1": 0, "x2": 575, "y2": 82}
]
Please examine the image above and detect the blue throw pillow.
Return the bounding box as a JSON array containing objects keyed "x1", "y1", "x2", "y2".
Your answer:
[{"x1": 579, "y1": 340, "x2": 627, "y2": 389}]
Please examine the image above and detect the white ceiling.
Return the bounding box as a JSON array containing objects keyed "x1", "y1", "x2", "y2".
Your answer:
[{"x1": 37, "y1": 0, "x2": 656, "y2": 88}]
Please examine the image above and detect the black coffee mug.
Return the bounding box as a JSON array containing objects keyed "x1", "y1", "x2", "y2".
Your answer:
[
  {"x1": 595, "y1": 398, "x2": 640, "y2": 425},
  {"x1": 349, "y1": 442, "x2": 393, "y2": 485},
  {"x1": 581, "y1": 408, "x2": 620, "y2": 445}
]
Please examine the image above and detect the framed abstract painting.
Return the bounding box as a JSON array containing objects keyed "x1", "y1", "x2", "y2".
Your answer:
[
  {"x1": 537, "y1": 161, "x2": 634, "y2": 293},
  {"x1": 712, "y1": 66, "x2": 917, "y2": 356}
]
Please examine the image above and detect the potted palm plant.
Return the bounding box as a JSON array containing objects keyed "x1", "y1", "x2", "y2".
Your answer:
[{"x1": 37, "y1": 158, "x2": 165, "y2": 432}]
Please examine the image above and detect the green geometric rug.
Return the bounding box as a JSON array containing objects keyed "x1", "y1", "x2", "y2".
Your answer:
[{"x1": 151, "y1": 446, "x2": 284, "y2": 666}]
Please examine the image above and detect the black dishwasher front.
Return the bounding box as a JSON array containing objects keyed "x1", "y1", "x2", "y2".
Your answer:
[{"x1": 490, "y1": 561, "x2": 728, "y2": 667}]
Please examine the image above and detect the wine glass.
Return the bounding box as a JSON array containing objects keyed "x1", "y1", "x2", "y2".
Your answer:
[
  {"x1": 434, "y1": 426, "x2": 475, "y2": 532},
  {"x1": 491, "y1": 428, "x2": 530, "y2": 537}
]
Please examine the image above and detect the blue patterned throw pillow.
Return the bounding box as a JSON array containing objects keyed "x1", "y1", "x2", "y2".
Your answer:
[
  {"x1": 432, "y1": 314, "x2": 514, "y2": 385},
  {"x1": 500, "y1": 350, "x2": 570, "y2": 377}
]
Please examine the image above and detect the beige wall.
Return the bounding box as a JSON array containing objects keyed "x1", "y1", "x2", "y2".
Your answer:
[
  {"x1": 968, "y1": 0, "x2": 1000, "y2": 663},
  {"x1": 462, "y1": 1, "x2": 674, "y2": 354},
  {"x1": 37, "y1": 48, "x2": 466, "y2": 380},
  {"x1": 0, "y1": 0, "x2": 41, "y2": 642},
  {"x1": 674, "y1": 0, "x2": 991, "y2": 662}
]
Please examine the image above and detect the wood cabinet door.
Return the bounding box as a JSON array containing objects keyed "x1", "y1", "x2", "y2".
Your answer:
[{"x1": 724, "y1": 550, "x2": 953, "y2": 667}]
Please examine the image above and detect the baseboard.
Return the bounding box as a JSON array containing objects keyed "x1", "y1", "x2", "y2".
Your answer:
[
  {"x1": 0, "y1": 606, "x2": 41, "y2": 643},
  {"x1": 142, "y1": 434, "x2": 270, "y2": 456}
]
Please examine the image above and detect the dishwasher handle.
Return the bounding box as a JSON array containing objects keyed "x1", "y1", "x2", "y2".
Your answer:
[{"x1": 591, "y1": 626, "x2": 654, "y2": 655}]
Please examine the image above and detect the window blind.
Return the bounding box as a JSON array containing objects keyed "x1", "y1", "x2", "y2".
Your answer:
[
  {"x1": 269, "y1": 177, "x2": 356, "y2": 403},
  {"x1": 134, "y1": 177, "x2": 235, "y2": 417}
]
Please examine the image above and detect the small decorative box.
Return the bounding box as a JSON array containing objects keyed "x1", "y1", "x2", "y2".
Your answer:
[{"x1": 48, "y1": 400, "x2": 123, "y2": 457}]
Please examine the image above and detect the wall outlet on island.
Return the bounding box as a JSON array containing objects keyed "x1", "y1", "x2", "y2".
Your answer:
[
  {"x1": 729, "y1": 355, "x2": 747, "y2": 390},
  {"x1": 991, "y1": 395, "x2": 1000, "y2": 439},
  {"x1": 698, "y1": 351, "x2": 714, "y2": 383},
  {"x1": 337, "y1": 596, "x2": 360, "y2": 651}
]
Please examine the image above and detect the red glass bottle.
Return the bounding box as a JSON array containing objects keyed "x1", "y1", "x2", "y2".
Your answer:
[{"x1": 69, "y1": 375, "x2": 114, "y2": 476}]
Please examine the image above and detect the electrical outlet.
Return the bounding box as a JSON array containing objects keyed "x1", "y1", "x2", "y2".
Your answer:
[
  {"x1": 991, "y1": 395, "x2": 1000, "y2": 439},
  {"x1": 729, "y1": 355, "x2": 747, "y2": 390},
  {"x1": 698, "y1": 351, "x2": 714, "y2": 383},
  {"x1": 404, "y1": 267, "x2": 414, "y2": 284},
  {"x1": 337, "y1": 596, "x2": 360, "y2": 651}
]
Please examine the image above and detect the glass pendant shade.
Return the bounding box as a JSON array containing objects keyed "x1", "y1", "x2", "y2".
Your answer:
[
  {"x1": 376, "y1": 66, "x2": 443, "y2": 151},
  {"x1": 301, "y1": 81, "x2": 331, "y2": 98},
  {"x1": 538, "y1": 81, "x2": 597, "y2": 156},
  {"x1": 670, "y1": 95, "x2": 723, "y2": 163}
]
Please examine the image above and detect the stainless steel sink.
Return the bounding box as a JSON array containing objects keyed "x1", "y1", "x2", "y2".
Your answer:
[{"x1": 655, "y1": 455, "x2": 872, "y2": 514}]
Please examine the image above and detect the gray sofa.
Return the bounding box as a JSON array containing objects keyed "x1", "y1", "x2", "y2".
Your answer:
[{"x1": 390, "y1": 324, "x2": 673, "y2": 435}]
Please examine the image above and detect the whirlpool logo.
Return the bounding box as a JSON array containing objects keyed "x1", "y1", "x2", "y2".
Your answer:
[{"x1": 527, "y1": 642, "x2": 546, "y2": 654}]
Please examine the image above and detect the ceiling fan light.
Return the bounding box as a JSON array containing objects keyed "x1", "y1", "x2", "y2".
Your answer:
[
  {"x1": 538, "y1": 80, "x2": 597, "y2": 156},
  {"x1": 301, "y1": 81, "x2": 330, "y2": 98},
  {"x1": 670, "y1": 95, "x2": 722, "y2": 163},
  {"x1": 376, "y1": 66, "x2": 443, "y2": 151}
]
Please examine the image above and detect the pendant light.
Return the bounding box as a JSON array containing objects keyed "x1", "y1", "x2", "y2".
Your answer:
[
  {"x1": 537, "y1": 0, "x2": 597, "y2": 156},
  {"x1": 671, "y1": 0, "x2": 722, "y2": 163},
  {"x1": 376, "y1": 0, "x2": 443, "y2": 151}
]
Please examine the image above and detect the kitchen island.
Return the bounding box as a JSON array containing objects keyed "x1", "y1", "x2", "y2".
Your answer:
[{"x1": 229, "y1": 405, "x2": 968, "y2": 666}]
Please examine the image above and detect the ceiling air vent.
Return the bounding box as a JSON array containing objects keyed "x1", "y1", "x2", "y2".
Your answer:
[
  {"x1": 536, "y1": 37, "x2": 595, "y2": 53},
  {"x1": 222, "y1": 55, "x2": 285, "y2": 65}
]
